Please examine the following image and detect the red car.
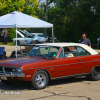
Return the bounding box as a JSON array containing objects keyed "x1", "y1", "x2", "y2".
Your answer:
[{"x1": 0, "y1": 43, "x2": 100, "y2": 90}]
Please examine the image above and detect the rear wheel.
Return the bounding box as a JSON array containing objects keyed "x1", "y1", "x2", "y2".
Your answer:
[
  {"x1": 88, "y1": 67, "x2": 100, "y2": 81},
  {"x1": 31, "y1": 70, "x2": 49, "y2": 90}
]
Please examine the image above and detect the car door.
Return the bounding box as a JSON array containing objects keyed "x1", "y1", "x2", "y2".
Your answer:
[{"x1": 55, "y1": 46, "x2": 83, "y2": 78}]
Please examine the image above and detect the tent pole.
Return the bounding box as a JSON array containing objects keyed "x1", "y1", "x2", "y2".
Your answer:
[
  {"x1": 52, "y1": 27, "x2": 54, "y2": 43},
  {"x1": 16, "y1": 27, "x2": 17, "y2": 58}
]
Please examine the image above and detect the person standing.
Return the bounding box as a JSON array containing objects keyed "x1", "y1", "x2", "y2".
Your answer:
[
  {"x1": 79, "y1": 32, "x2": 91, "y2": 48},
  {"x1": 4, "y1": 28, "x2": 8, "y2": 44},
  {"x1": 1, "y1": 28, "x2": 5, "y2": 44}
]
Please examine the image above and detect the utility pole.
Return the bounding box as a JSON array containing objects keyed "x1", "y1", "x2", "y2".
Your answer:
[{"x1": 44, "y1": 0, "x2": 48, "y2": 35}]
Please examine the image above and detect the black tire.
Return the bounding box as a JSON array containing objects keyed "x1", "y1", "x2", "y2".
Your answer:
[
  {"x1": 1, "y1": 80, "x2": 13, "y2": 85},
  {"x1": 31, "y1": 70, "x2": 49, "y2": 90},
  {"x1": 88, "y1": 67, "x2": 100, "y2": 81}
]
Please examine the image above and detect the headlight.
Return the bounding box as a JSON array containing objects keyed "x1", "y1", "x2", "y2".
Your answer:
[{"x1": 17, "y1": 68, "x2": 22, "y2": 73}]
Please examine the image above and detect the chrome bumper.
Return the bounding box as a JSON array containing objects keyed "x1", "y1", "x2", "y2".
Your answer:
[{"x1": 0, "y1": 72, "x2": 25, "y2": 80}]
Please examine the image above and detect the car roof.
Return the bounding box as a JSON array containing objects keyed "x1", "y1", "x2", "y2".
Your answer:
[{"x1": 36, "y1": 43, "x2": 98, "y2": 55}]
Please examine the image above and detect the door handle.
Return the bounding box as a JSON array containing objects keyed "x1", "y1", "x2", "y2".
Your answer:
[{"x1": 78, "y1": 59, "x2": 82, "y2": 61}]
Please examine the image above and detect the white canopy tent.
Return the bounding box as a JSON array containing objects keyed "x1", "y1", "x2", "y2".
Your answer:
[{"x1": 0, "y1": 11, "x2": 54, "y2": 58}]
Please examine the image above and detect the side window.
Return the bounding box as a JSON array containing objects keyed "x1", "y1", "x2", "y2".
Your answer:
[
  {"x1": 58, "y1": 46, "x2": 90, "y2": 58},
  {"x1": 64, "y1": 46, "x2": 78, "y2": 57},
  {"x1": 58, "y1": 48, "x2": 64, "y2": 58},
  {"x1": 77, "y1": 46, "x2": 90, "y2": 56}
]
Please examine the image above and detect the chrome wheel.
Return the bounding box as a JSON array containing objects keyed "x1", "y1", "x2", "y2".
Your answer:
[
  {"x1": 35, "y1": 74, "x2": 46, "y2": 87},
  {"x1": 31, "y1": 70, "x2": 49, "y2": 90},
  {"x1": 88, "y1": 67, "x2": 100, "y2": 81},
  {"x1": 94, "y1": 67, "x2": 100, "y2": 78}
]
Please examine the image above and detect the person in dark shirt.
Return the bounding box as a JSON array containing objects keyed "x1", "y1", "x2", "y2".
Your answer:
[{"x1": 79, "y1": 32, "x2": 91, "y2": 48}]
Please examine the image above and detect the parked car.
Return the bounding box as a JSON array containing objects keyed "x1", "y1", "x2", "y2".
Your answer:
[
  {"x1": 0, "y1": 43, "x2": 100, "y2": 90},
  {"x1": 23, "y1": 30, "x2": 47, "y2": 43},
  {"x1": 13, "y1": 30, "x2": 34, "y2": 45},
  {"x1": 31, "y1": 34, "x2": 47, "y2": 43},
  {"x1": 13, "y1": 30, "x2": 57, "y2": 45},
  {"x1": 25, "y1": 30, "x2": 57, "y2": 42},
  {"x1": 0, "y1": 47, "x2": 6, "y2": 60}
]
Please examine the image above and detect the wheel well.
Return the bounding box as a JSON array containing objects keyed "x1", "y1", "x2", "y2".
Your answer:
[
  {"x1": 92, "y1": 66, "x2": 100, "y2": 71},
  {"x1": 35, "y1": 69, "x2": 51, "y2": 80},
  {"x1": 93, "y1": 66, "x2": 100, "y2": 68}
]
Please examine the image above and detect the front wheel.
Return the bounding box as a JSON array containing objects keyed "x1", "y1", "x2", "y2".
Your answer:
[
  {"x1": 88, "y1": 67, "x2": 100, "y2": 81},
  {"x1": 31, "y1": 70, "x2": 49, "y2": 90}
]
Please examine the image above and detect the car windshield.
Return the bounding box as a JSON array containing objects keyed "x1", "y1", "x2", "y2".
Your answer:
[{"x1": 27, "y1": 46, "x2": 60, "y2": 58}]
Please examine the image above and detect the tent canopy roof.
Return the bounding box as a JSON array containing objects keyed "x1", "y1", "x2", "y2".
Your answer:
[{"x1": 0, "y1": 11, "x2": 53, "y2": 28}]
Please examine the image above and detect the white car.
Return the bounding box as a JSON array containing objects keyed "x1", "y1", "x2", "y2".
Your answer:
[
  {"x1": 13, "y1": 30, "x2": 47, "y2": 45},
  {"x1": 13, "y1": 30, "x2": 33, "y2": 45},
  {"x1": 31, "y1": 35, "x2": 47, "y2": 43}
]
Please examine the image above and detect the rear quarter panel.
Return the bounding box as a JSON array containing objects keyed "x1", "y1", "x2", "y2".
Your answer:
[{"x1": 81, "y1": 54, "x2": 100, "y2": 73}]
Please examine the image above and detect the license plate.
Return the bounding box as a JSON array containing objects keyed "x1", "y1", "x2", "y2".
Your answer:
[{"x1": 1, "y1": 75, "x2": 7, "y2": 80}]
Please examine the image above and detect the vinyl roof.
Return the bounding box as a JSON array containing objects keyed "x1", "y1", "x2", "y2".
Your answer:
[{"x1": 36, "y1": 43, "x2": 98, "y2": 55}]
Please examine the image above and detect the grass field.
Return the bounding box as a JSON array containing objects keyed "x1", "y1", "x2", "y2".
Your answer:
[{"x1": 0, "y1": 42, "x2": 14, "y2": 45}]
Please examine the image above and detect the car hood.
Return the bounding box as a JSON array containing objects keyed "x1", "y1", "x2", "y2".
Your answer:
[
  {"x1": 33, "y1": 36, "x2": 45, "y2": 41},
  {"x1": 0, "y1": 56, "x2": 52, "y2": 67}
]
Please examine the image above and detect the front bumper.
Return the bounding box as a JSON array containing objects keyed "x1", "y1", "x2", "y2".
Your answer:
[{"x1": 0, "y1": 72, "x2": 25, "y2": 80}]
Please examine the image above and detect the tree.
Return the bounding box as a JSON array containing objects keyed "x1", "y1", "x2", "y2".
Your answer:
[
  {"x1": 0, "y1": 0, "x2": 44, "y2": 42},
  {"x1": 48, "y1": 0, "x2": 99, "y2": 44}
]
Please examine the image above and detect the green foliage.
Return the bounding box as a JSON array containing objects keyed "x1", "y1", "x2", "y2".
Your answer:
[
  {"x1": 0, "y1": 0, "x2": 45, "y2": 42},
  {"x1": 48, "y1": 0, "x2": 100, "y2": 44},
  {"x1": 1, "y1": 0, "x2": 100, "y2": 45},
  {"x1": 7, "y1": 28, "x2": 15, "y2": 42}
]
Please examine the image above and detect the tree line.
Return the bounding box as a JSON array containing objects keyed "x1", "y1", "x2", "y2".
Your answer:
[{"x1": 0, "y1": 0, "x2": 100, "y2": 44}]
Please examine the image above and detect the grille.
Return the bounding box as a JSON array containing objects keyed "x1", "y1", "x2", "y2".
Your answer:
[
  {"x1": 5, "y1": 68, "x2": 13, "y2": 72},
  {"x1": 0, "y1": 67, "x2": 3, "y2": 71},
  {"x1": 0, "y1": 66, "x2": 17, "y2": 73}
]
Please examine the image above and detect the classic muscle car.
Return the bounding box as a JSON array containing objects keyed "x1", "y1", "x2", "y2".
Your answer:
[{"x1": 0, "y1": 43, "x2": 100, "y2": 90}]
